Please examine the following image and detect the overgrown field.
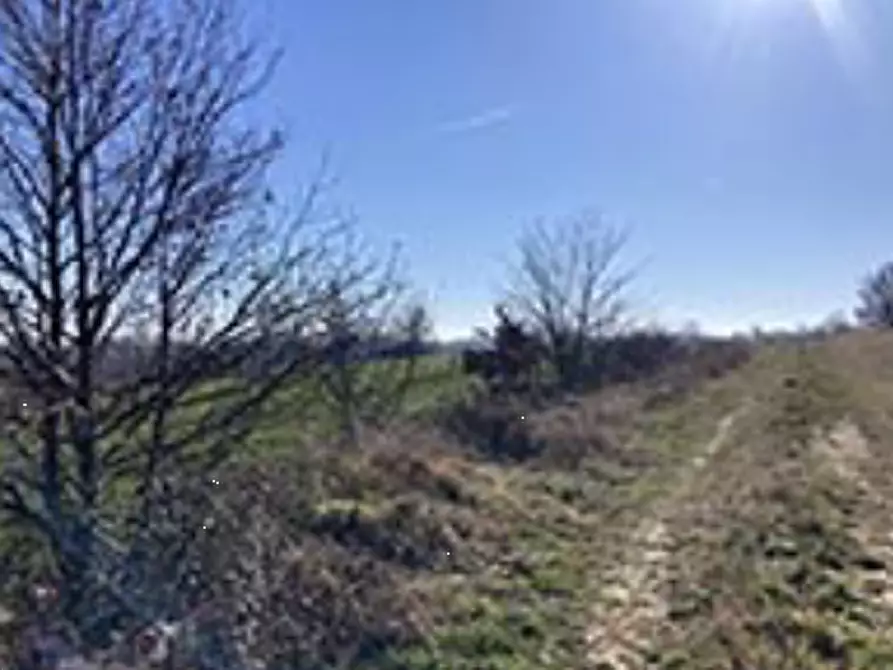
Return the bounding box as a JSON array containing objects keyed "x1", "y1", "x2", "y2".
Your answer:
[
  {"x1": 240, "y1": 333, "x2": 893, "y2": 668},
  {"x1": 9, "y1": 333, "x2": 893, "y2": 668}
]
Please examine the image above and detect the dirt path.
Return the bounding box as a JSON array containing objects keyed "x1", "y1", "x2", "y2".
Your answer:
[
  {"x1": 815, "y1": 420, "x2": 893, "y2": 615},
  {"x1": 585, "y1": 404, "x2": 751, "y2": 669}
]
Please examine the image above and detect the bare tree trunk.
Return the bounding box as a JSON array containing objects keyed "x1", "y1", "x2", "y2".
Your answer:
[{"x1": 41, "y1": 0, "x2": 66, "y2": 551}]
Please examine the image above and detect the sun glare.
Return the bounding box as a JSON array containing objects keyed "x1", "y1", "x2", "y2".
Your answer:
[
  {"x1": 806, "y1": 0, "x2": 870, "y2": 85},
  {"x1": 808, "y1": 0, "x2": 845, "y2": 28},
  {"x1": 722, "y1": 0, "x2": 869, "y2": 87}
]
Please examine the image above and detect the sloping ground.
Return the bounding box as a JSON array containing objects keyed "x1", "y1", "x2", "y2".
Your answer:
[
  {"x1": 11, "y1": 333, "x2": 893, "y2": 669},
  {"x1": 215, "y1": 359, "x2": 761, "y2": 670},
  {"x1": 353, "y1": 354, "x2": 758, "y2": 669},
  {"x1": 335, "y1": 334, "x2": 893, "y2": 670},
  {"x1": 586, "y1": 403, "x2": 752, "y2": 669},
  {"x1": 344, "y1": 374, "x2": 752, "y2": 670},
  {"x1": 583, "y1": 335, "x2": 893, "y2": 669},
  {"x1": 0, "y1": 351, "x2": 750, "y2": 669}
]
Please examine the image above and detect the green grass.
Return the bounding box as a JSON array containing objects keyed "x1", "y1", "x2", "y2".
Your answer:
[
  {"x1": 246, "y1": 353, "x2": 470, "y2": 449},
  {"x1": 18, "y1": 336, "x2": 893, "y2": 668},
  {"x1": 645, "y1": 339, "x2": 893, "y2": 668},
  {"x1": 329, "y1": 359, "x2": 761, "y2": 669}
]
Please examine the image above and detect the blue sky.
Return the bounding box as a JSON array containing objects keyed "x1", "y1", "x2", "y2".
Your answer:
[{"x1": 244, "y1": 0, "x2": 893, "y2": 338}]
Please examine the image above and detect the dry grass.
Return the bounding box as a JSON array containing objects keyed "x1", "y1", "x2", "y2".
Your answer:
[
  {"x1": 18, "y1": 332, "x2": 893, "y2": 668},
  {"x1": 622, "y1": 335, "x2": 893, "y2": 669},
  {"x1": 169, "y1": 355, "x2": 756, "y2": 669}
]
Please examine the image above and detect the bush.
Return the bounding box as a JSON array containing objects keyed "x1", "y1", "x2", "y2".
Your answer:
[
  {"x1": 442, "y1": 393, "x2": 543, "y2": 462},
  {"x1": 856, "y1": 261, "x2": 893, "y2": 328},
  {"x1": 578, "y1": 330, "x2": 750, "y2": 393}
]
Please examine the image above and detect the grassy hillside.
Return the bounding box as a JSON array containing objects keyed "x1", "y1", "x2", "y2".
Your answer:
[
  {"x1": 225, "y1": 332, "x2": 893, "y2": 668},
  {"x1": 248, "y1": 352, "x2": 470, "y2": 450},
  {"x1": 9, "y1": 333, "x2": 893, "y2": 668},
  {"x1": 171, "y1": 344, "x2": 760, "y2": 668}
]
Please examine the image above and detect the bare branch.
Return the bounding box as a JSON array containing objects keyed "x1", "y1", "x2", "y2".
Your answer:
[
  {"x1": 0, "y1": 0, "x2": 384, "y2": 657},
  {"x1": 505, "y1": 211, "x2": 635, "y2": 391}
]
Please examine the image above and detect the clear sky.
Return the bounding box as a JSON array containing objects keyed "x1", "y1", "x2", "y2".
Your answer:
[{"x1": 243, "y1": 0, "x2": 893, "y2": 339}]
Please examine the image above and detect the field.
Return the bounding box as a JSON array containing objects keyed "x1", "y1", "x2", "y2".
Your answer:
[
  {"x1": 243, "y1": 332, "x2": 893, "y2": 668},
  {"x1": 248, "y1": 352, "x2": 472, "y2": 451},
  {"x1": 8, "y1": 332, "x2": 893, "y2": 668}
]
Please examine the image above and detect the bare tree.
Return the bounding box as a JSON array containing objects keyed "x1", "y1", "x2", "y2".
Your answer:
[
  {"x1": 0, "y1": 0, "x2": 382, "y2": 654},
  {"x1": 855, "y1": 261, "x2": 893, "y2": 328},
  {"x1": 313, "y1": 236, "x2": 432, "y2": 447},
  {"x1": 505, "y1": 212, "x2": 634, "y2": 391}
]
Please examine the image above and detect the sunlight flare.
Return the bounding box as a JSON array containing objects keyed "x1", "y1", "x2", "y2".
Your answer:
[
  {"x1": 719, "y1": 0, "x2": 870, "y2": 87},
  {"x1": 806, "y1": 0, "x2": 870, "y2": 86}
]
